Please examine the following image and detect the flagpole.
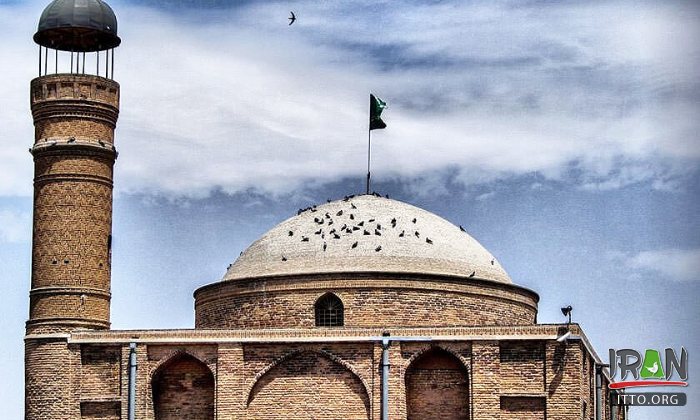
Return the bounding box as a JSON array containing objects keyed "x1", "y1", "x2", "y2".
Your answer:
[{"x1": 366, "y1": 125, "x2": 371, "y2": 195}]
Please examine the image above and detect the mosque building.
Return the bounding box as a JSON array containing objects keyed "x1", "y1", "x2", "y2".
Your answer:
[{"x1": 24, "y1": 1, "x2": 627, "y2": 419}]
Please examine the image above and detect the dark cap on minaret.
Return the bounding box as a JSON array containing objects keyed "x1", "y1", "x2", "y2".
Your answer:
[{"x1": 34, "y1": 0, "x2": 121, "y2": 52}]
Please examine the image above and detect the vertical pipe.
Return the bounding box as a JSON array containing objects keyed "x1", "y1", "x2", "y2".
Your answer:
[
  {"x1": 38, "y1": 45, "x2": 42, "y2": 76},
  {"x1": 82, "y1": 52, "x2": 85, "y2": 74},
  {"x1": 595, "y1": 365, "x2": 602, "y2": 420},
  {"x1": 96, "y1": 50, "x2": 100, "y2": 75},
  {"x1": 55, "y1": 48, "x2": 58, "y2": 74},
  {"x1": 70, "y1": 51, "x2": 74, "y2": 74},
  {"x1": 111, "y1": 49, "x2": 115, "y2": 79},
  {"x1": 381, "y1": 336, "x2": 390, "y2": 420},
  {"x1": 128, "y1": 343, "x2": 137, "y2": 420},
  {"x1": 44, "y1": 47, "x2": 48, "y2": 75}
]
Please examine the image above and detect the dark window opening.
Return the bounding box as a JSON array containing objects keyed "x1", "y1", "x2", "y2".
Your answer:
[
  {"x1": 315, "y1": 293, "x2": 344, "y2": 327},
  {"x1": 107, "y1": 234, "x2": 112, "y2": 264}
]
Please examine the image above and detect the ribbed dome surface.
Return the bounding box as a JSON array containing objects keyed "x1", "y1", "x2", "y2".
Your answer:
[
  {"x1": 34, "y1": 0, "x2": 120, "y2": 51},
  {"x1": 223, "y1": 195, "x2": 512, "y2": 284}
]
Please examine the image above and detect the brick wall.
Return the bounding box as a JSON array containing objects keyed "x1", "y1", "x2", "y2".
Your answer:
[
  {"x1": 195, "y1": 275, "x2": 538, "y2": 329},
  {"x1": 80, "y1": 345, "x2": 121, "y2": 398},
  {"x1": 500, "y1": 396, "x2": 545, "y2": 419},
  {"x1": 26, "y1": 332, "x2": 620, "y2": 420},
  {"x1": 247, "y1": 350, "x2": 370, "y2": 419},
  {"x1": 546, "y1": 340, "x2": 583, "y2": 420},
  {"x1": 472, "y1": 341, "x2": 501, "y2": 420},
  {"x1": 25, "y1": 338, "x2": 80, "y2": 420},
  {"x1": 499, "y1": 341, "x2": 545, "y2": 394}
]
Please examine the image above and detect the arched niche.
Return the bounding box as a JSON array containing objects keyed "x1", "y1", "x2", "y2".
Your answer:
[
  {"x1": 248, "y1": 350, "x2": 369, "y2": 419},
  {"x1": 405, "y1": 347, "x2": 470, "y2": 420},
  {"x1": 151, "y1": 353, "x2": 215, "y2": 420}
]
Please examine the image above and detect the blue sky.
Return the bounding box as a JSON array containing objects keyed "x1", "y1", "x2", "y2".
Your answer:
[{"x1": 1, "y1": 0, "x2": 698, "y2": 418}]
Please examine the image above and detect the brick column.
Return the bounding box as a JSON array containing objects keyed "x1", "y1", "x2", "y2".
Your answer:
[
  {"x1": 134, "y1": 344, "x2": 152, "y2": 419},
  {"x1": 546, "y1": 340, "x2": 582, "y2": 419},
  {"x1": 388, "y1": 342, "x2": 407, "y2": 419},
  {"x1": 25, "y1": 337, "x2": 80, "y2": 420},
  {"x1": 372, "y1": 343, "x2": 382, "y2": 420},
  {"x1": 472, "y1": 340, "x2": 501, "y2": 420},
  {"x1": 216, "y1": 343, "x2": 246, "y2": 419}
]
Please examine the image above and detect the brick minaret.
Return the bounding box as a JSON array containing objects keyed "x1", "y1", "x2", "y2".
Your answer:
[
  {"x1": 27, "y1": 74, "x2": 119, "y2": 334},
  {"x1": 26, "y1": 1, "x2": 122, "y2": 418}
]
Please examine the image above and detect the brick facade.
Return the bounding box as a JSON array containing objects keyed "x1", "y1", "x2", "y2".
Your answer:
[{"x1": 24, "y1": 326, "x2": 622, "y2": 420}]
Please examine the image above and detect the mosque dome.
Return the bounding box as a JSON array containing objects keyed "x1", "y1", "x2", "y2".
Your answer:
[
  {"x1": 34, "y1": 0, "x2": 120, "y2": 51},
  {"x1": 195, "y1": 195, "x2": 538, "y2": 330},
  {"x1": 223, "y1": 195, "x2": 512, "y2": 284}
]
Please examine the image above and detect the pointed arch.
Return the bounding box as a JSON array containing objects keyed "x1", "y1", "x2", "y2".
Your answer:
[
  {"x1": 315, "y1": 292, "x2": 344, "y2": 327},
  {"x1": 247, "y1": 349, "x2": 370, "y2": 419},
  {"x1": 405, "y1": 347, "x2": 470, "y2": 420},
  {"x1": 403, "y1": 344, "x2": 470, "y2": 374},
  {"x1": 151, "y1": 352, "x2": 215, "y2": 420},
  {"x1": 148, "y1": 349, "x2": 214, "y2": 380}
]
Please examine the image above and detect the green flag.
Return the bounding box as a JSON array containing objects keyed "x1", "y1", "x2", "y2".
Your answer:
[{"x1": 369, "y1": 94, "x2": 387, "y2": 130}]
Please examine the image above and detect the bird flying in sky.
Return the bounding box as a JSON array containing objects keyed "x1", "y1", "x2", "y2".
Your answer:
[{"x1": 288, "y1": 11, "x2": 296, "y2": 25}]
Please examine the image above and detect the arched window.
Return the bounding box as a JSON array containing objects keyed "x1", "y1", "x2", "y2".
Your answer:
[{"x1": 315, "y1": 293, "x2": 344, "y2": 327}]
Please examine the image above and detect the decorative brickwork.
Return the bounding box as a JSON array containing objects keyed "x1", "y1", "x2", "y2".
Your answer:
[
  {"x1": 27, "y1": 74, "x2": 119, "y2": 335},
  {"x1": 26, "y1": 73, "x2": 119, "y2": 420}
]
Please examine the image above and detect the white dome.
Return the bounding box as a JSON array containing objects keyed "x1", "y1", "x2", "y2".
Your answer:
[{"x1": 222, "y1": 195, "x2": 512, "y2": 284}]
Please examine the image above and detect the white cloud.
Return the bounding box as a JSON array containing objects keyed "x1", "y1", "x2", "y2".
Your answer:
[
  {"x1": 0, "y1": 209, "x2": 31, "y2": 243},
  {"x1": 475, "y1": 191, "x2": 496, "y2": 201},
  {"x1": 0, "y1": 0, "x2": 698, "y2": 197},
  {"x1": 625, "y1": 248, "x2": 700, "y2": 282}
]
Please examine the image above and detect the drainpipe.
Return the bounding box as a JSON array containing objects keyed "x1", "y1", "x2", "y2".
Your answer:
[
  {"x1": 381, "y1": 334, "x2": 391, "y2": 420},
  {"x1": 595, "y1": 364, "x2": 605, "y2": 420},
  {"x1": 376, "y1": 334, "x2": 431, "y2": 420},
  {"x1": 128, "y1": 342, "x2": 137, "y2": 420}
]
